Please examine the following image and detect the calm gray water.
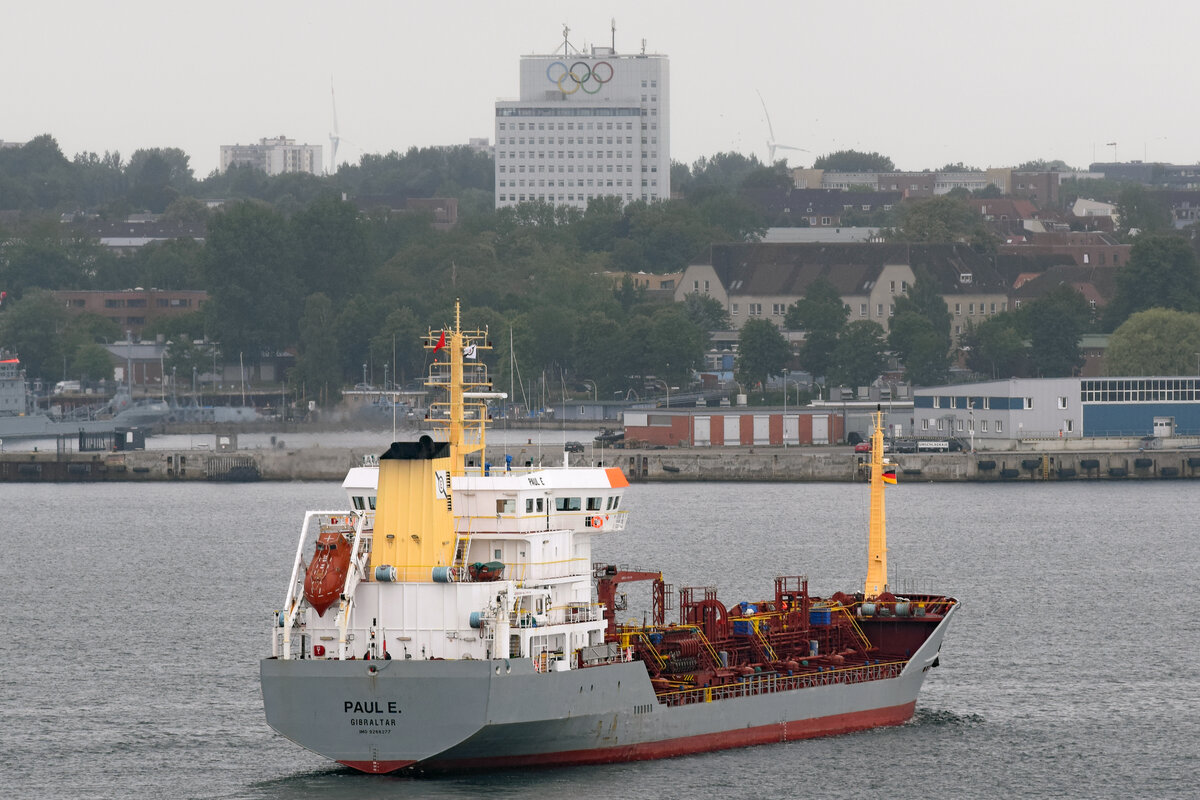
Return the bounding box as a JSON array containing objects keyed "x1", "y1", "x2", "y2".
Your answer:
[{"x1": 2, "y1": 478, "x2": 1197, "y2": 799}]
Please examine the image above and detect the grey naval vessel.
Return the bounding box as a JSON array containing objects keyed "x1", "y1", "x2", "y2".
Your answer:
[{"x1": 260, "y1": 305, "x2": 958, "y2": 773}]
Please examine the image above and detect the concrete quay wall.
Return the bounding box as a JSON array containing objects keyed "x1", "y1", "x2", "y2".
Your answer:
[{"x1": 3, "y1": 444, "x2": 1198, "y2": 483}]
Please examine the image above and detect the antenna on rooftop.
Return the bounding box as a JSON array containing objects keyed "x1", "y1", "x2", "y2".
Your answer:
[
  {"x1": 611, "y1": 18, "x2": 616, "y2": 51},
  {"x1": 557, "y1": 24, "x2": 576, "y2": 56}
]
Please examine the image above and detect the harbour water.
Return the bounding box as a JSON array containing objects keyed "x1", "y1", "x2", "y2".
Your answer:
[{"x1": 3, "y1": 478, "x2": 1197, "y2": 799}]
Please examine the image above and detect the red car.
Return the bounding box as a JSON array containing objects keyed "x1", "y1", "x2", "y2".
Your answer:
[{"x1": 854, "y1": 441, "x2": 871, "y2": 453}]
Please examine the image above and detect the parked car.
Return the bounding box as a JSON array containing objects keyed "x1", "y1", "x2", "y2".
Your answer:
[{"x1": 564, "y1": 441, "x2": 585, "y2": 453}]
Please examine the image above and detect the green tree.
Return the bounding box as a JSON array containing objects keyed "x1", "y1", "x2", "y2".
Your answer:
[
  {"x1": 126, "y1": 147, "x2": 194, "y2": 213},
  {"x1": 571, "y1": 311, "x2": 628, "y2": 395},
  {"x1": 1017, "y1": 159, "x2": 1075, "y2": 172},
  {"x1": 812, "y1": 150, "x2": 895, "y2": 172},
  {"x1": 785, "y1": 278, "x2": 847, "y2": 378},
  {"x1": 894, "y1": 267, "x2": 951, "y2": 353},
  {"x1": 369, "y1": 306, "x2": 427, "y2": 388},
  {"x1": 1026, "y1": 285, "x2": 1090, "y2": 376},
  {"x1": 291, "y1": 194, "x2": 369, "y2": 302},
  {"x1": 1115, "y1": 185, "x2": 1172, "y2": 240},
  {"x1": 886, "y1": 196, "x2": 991, "y2": 247},
  {"x1": 888, "y1": 313, "x2": 949, "y2": 385},
  {"x1": 735, "y1": 318, "x2": 790, "y2": 388},
  {"x1": 1106, "y1": 234, "x2": 1200, "y2": 328},
  {"x1": 830, "y1": 321, "x2": 887, "y2": 387},
  {"x1": 69, "y1": 342, "x2": 115, "y2": 383},
  {"x1": 1104, "y1": 309, "x2": 1200, "y2": 375},
  {"x1": 681, "y1": 291, "x2": 732, "y2": 331},
  {"x1": 202, "y1": 201, "x2": 301, "y2": 360},
  {"x1": 0, "y1": 289, "x2": 68, "y2": 380},
  {"x1": 163, "y1": 335, "x2": 211, "y2": 388},
  {"x1": 289, "y1": 293, "x2": 342, "y2": 406},
  {"x1": 647, "y1": 305, "x2": 706, "y2": 388},
  {"x1": 688, "y1": 152, "x2": 767, "y2": 194},
  {"x1": 963, "y1": 315, "x2": 1027, "y2": 379}
]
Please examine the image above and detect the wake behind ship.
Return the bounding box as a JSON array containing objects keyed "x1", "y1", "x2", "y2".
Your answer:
[{"x1": 260, "y1": 305, "x2": 958, "y2": 774}]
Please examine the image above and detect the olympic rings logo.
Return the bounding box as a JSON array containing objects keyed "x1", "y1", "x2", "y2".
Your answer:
[{"x1": 546, "y1": 60, "x2": 613, "y2": 95}]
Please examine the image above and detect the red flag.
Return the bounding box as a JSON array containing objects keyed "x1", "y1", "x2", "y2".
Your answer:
[{"x1": 432, "y1": 330, "x2": 445, "y2": 353}]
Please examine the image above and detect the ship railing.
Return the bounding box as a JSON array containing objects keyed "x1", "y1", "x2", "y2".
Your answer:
[
  {"x1": 276, "y1": 509, "x2": 360, "y2": 660},
  {"x1": 833, "y1": 604, "x2": 873, "y2": 651},
  {"x1": 547, "y1": 602, "x2": 604, "y2": 626},
  {"x1": 627, "y1": 630, "x2": 668, "y2": 671},
  {"x1": 335, "y1": 512, "x2": 370, "y2": 660},
  {"x1": 672, "y1": 625, "x2": 724, "y2": 671},
  {"x1": 754, "y1": 627, "x2": 779, "y2": 662},
  {"x1": 655, "y1": 660, "x2": 908, "y2": 707}
]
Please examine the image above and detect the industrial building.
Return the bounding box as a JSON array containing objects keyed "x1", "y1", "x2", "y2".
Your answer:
[{"x1": 914, "y1": 377, "x2": 1200, "y2": 441}]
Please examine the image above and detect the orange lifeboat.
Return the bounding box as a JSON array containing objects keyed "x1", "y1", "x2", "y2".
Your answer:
[{"x1": 304, "y1": 529, "x2": 353, "y2": 616}]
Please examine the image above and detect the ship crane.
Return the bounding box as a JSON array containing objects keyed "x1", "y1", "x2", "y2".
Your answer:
[{"x1": 595, "y1": 565, "x2": 666, "y2": 640}]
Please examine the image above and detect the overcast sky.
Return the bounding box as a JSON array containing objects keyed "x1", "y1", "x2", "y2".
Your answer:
[{"x1": 6, "y1": 0, "x2": 1198, "y2": 178}]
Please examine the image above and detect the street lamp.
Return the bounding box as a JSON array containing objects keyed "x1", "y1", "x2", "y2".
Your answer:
[{"x1": 582, "y1": 379, "x2": 597, "y2": 403}]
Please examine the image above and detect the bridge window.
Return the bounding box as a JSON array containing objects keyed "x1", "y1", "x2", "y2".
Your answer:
[
  {"x1": 587, "y1": 497, "x2": 602, "y2": 511},
  {"x1": 555, "y1": 497, "x2": 582, "y2": 511},
  {"x1": 352, "y1": 496, "x2": 365, "y2": 510}
]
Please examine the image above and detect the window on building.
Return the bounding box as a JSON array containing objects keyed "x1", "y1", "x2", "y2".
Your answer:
[
  {"x1": 981, "y1": 420, "x2": 988, "y2": 432},
  {"x1": 1025, "y1": 397, "x2": 1034, "y2": 409},
  {"x1": 1064, "y1": 419, "x2": 1073, "y2": 433},
  {"x1": 921, "y1": 419, "x2": 929, "y2": 431},
  {"x1": 1057, "y1": 396, "x2": 1067, "y2": 409},
  {"x1": 996, "y1": 420, "x2": 1003, "y2": 433},
  {"x1": 859, "y1": 303, "x2": 867, "y2": 317},
  {"x1": 954, "y1": 303, "x2": 961, "y2": 315},
  {"x1": 732, "y1": 304, "x2": 739, "y2": 314}
]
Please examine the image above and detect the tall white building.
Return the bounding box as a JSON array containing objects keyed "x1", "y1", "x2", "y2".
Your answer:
[
  {"x1": 494, "y1": 37, "x2": 669, "y2": 210},
  {"x1": 220, "y1": 136, "x2": 323, "y2": 176}
]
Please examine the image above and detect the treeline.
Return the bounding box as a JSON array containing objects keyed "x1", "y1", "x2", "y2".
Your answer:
[
  {"x1": 0, "y1": 137, "x2": 786, "y2": 399},
  {"x1": 4, "y1": 134, "x2": 1198, "y2": 399}
]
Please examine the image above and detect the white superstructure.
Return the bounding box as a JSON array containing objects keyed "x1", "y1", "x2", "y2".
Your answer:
[{"x1": 494, "y1": 34, "x2": 669, "y2": 210}]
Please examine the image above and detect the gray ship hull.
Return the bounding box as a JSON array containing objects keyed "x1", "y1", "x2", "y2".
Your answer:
[{"x1": 261, "y1": 606, "x2": 955, "y2": 773}]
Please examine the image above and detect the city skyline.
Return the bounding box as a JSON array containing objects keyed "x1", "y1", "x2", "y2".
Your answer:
[{"x1": 6, "y1": 0, "x2": 1198, "y2": 179}]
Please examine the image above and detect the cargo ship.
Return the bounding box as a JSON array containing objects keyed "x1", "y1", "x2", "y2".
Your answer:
[{"x1": 260, "y1": 305, "x2": 958, "y2": 774}]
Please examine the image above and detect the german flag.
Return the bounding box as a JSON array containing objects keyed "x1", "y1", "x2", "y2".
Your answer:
[{"x1": 882, "y1": 466, "x2": 897, "y2": 485}]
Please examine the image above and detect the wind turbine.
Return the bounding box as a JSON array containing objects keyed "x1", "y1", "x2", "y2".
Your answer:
[
  {"x1": 329, "y1": 78, "x2": 340, "y2": 175},
  {"x1": 757, "y1": 90, "x2": 808, "y2": 165}
]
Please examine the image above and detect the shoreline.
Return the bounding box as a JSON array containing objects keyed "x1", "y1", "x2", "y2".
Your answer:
[{"x1": 3, "y1": 441, "x2": 1196, "y2": 483}]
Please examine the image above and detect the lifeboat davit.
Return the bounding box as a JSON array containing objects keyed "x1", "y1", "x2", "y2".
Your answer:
[{"x1": 304, "y1": 530, "x2": 353, "y2": 616}]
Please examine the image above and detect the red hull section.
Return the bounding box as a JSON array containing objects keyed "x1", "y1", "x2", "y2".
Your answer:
[{"x1": 357, "y1": 701, "x2": 916, "y2": 774}]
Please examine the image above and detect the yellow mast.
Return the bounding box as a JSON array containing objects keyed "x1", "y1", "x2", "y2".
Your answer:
[
  {"x1": 427, "y1": 300, "x2": 493, "y2": 475},
  {"x1": 864, "y1": 407, "x2": 888, "y2": 599}
]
